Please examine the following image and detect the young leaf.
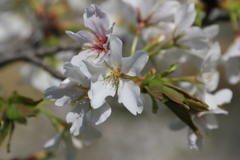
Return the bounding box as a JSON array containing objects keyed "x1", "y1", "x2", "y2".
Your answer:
[
  {"x1": 149, "y1": 94, "x2": 158, "y2": 114},
  {"x1": 155, "y1": 63, "x2": 178, "y2": 78},
  {"x1": 0, "y1": 119, "x2": 10, "y2": 146},
  {"x1": 164, "y1": 100, "x2": 206, "y2": 138},
  {"x1": 6, "y1": 93, "x2": 42, "y2": 119}
]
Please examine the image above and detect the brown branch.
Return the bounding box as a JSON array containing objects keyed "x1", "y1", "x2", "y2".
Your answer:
[
  {"x1": 25, "y1": 55, "x2": 66, "y2": 80},
  {"x1": 0, "y1": 44, "x2": 81, "y2": 80}
]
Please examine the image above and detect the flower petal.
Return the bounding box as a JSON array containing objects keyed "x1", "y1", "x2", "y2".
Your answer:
[
  {"x1": 205, "y1": 114, "x2": 219, "y2": 130},
  {"x1": 203, "y1": 24, "x2": 219, "y2": 40},
  {"x1": 177, "y1": 27, "x2": 209, "y2": 50},
  {"x1": 215, "y1": 88, "x2": 233, "y2": 106},
  {"x1": 117, "y1": 79, "x2": 143, "y2": 115},
  {"x1": 44, "y1": 78, "x2": 85, "y2": 106},
  {"x1": 88, "y1": 81, "x2": 116, "y2": 109},
  {"x1": 79, "y1": 126, "x2": 102, "y2": 145},
  {"x1": 44, "y1": 131, "x2": 63, "y2": 152},
  {"x1": 224, "y1": 57, "x2": 240, "y2": 85},
  {"x1": 84, "y1": 4, "x2": 109, "y2": 37},
  {"x1": 66, "y1": 103, "x2": 89, "y2": 136},
  {"x1": 122, "y1": 0, "x2": 157, "y2": 20},
  {"x1": 188, "y1": 129, "x2": 202, "y2": 151},
  {"x1": 169, "y1": 117, "x2": 186, "y2": 131},
  {"x1": 174, "y1": 3, "x2": 196, "y2": 36},
  {"x1": 121, "y1": 50, "x2": 149, "y2": 76},
  {"x1": 71, "y1": 49, "x2": 97, "y2": 66},
  {"x1": 63, "y1": 62, "x2": 90, "y2": 88},
  {"x1": 109, "y1": 36, "x2": 123, "y2": 68},
  {"x1": 65, "y1": 30, "x2": 95, "y2": 47},
  {"x1": 81, "y1": 60, "x2": 108, "y2": 82},
  {"x1": 223, "y1": 37, "x2": 240, "y2": 60},
  {"x1": 90, "y1": 102, "x2": 111, "y2": 125},
  {"x1": 150, "y1": 1, "x2": 180, "y2": 23}
]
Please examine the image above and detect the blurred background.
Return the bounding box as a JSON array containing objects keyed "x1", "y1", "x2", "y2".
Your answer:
[{"x1": 0, "y1": 0, "x2": 240, "y2": 160}]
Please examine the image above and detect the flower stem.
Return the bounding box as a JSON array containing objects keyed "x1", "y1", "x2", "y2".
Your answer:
[
  {"x1": 130, "y1": 34, "x2": 139, "y2": 56},
  {"x1": 39, "y1": 107, "x2": 66, "y2": 132},
  {"x1": 130, "y1": 22, "x2": 145, "y2": 56}
]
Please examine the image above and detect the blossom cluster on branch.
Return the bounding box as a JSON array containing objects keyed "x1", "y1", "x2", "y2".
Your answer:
[{"x1": 0, "y1": 0, "x2": 239, "y2": 159}]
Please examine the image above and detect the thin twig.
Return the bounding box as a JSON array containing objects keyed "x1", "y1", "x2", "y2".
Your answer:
[
  {"x1": 0, "y1": 44, "x2": 81, "y2": 80},
  {"x1": 25, "y1": 55, "x2": 66, "y2": 80}
]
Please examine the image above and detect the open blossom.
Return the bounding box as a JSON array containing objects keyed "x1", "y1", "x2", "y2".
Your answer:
[
  {"x1": 170, "y1": 41, "x2": 233, "y2": 150},
  {"x1": 44, "y1": 126, "x2": 101, "y2": 160},
  {"x1": 82, "y1": 36, "x2": 149, "y2": 115},
  {"x1": 66, "y1": 4, "x2": 114, "y2": 64},
  {"x1": 222, "y1": 37, "x2": 240, "y2": 85},
  {"x1": 143, "y1": 3, "x2": 208, "y2": 51},
  {"x1": 44, "y1": 62, "x2": 111, "y2": 136},
  {"x1": 122, "y1": 0, "x2": 180, "y2": 24}
]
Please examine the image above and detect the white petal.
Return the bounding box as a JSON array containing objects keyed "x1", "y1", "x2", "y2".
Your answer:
[
  {"x1": 88, "y1": 81, "x2": 116, "y2": 109},
  {"x1": 205, "y1": 114, "x2": 219, "y2": 130},
  {"x1": 117, "y1": 79, "x2": 143, "y2": 115},
  {"x1": 63, "y1": 62, "x2": 90, "y2": 88},
  {"x1": 224, "y1": 57, "x2": 240, "y2": 85},
  {"x1": 174, "y1": 3, "x2": 196, "y2": 36},
  {"x1": 215, "y1": 88, "x2": 233, "y2": 105},
  {"x1": 90, "y1": 102, "x2": 111, "y2": 125},
  {"x1": 203, "y1": 24, "x2": 219, "y2": 40},
  {"x1": 177, "y1": 27, "x2": 209, "y2": 50},
  {"x1": 109, "y1": 36, "x2": 123, "y2": 68},
  {"x1": 66, "y1": 103, "x2": 89, "y2": 136},
  {"x1": 122, "y1": 0, "x2": 156, "y2": 20},
  {"x1": 223, "y1": 37, "x2": 240, "y2": 60},
  {"x1": 188, "y1": 129, "x2": 202, "y2": 151},
  {"x1": 150, "y1": 1, "x2": 180, "y2": 23},
  {"x1": 71, "y1": 137, "x2": 83, "y2": 149},
  {"x1": 81, "y1": 60, "x2": 108, "y2": 82},
  {"x1": 44, "y1": 131, "x2": 63, "y2": 152},
  {"x1": 65, "y1": 30, "x2": 95, "y2": 46},
  {"x1": 71, "y1": 49, "x2": 96, "y2": 66},
  {"x1": 44, "y1": 79, "x2": 85, "y2": 106},
  {"x1": 83, "y1": 4, "x2": 109, "y2": 36},
  {"x1": 203, "y1": 92, "x2": 218, "y2": 110},
  {"x1": 169, "y1": 117, "x2": 186, "y2": 131},
  {"x1": 204, "y1": 42, "x2": 221, "y2": 64},
  {"x1": 121, "y1": 50, "x2": 149, "y2": 76},
  {"x1": 202, "y1": 71, "x2": 219, "y2": 92},
  {"x1": 79, "y1": 126, "x2": 102, "y2": 145}
]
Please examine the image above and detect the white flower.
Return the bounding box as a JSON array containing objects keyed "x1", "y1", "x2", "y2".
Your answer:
[
  {"x1": 82, "y1": 36, "x2": 148, "y2": 115},
  {"x1": 45, "y1": 62, "x2": 111, "y2": 136},
  {"x1": 66, "y1": 4, "x2": 115, "y2": 64},
  {"x1": 143, "y1": 3, "x2": 208, "y2": 51},
  {"x1": 44, "y1": 126, "x2": 101, "y2": 160},
  {"x1": 222, "y1": 37, "x2": 240, "y2": 85},
  {"x1": 100, "y1": 0, "x2": 135, "y2": 35},
  {"x1": 122, "y1": 0, "x2": 180, "y2": 24}
]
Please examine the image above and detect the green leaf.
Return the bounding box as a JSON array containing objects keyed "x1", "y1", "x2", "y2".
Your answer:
[
  {"x1": 0, "y1": 119, "x2": 10, "y2": 146},
  {"x1": 170, "y1": 76, "x2": 204, "y2": 84},
  {"x1": 6, "y1": 92, "x2": 42, "y2": 119},
  {"x1": 149, "y1": 94, "x2": 158, "y2": 114},
  {"x1": 145, "y1": 79, "x2": 209, "y2": 137},
  {"x1": 164, "y1": 100, "x2": 206, "y2": 138},
  {"x1": 142, "y1": 69, "x2": 156, "y2": 87},
  {"x1": 145, "y1": 80, "x2": 164, "y2": 100},
  {"x1": 15, "y1": 117, "x2": 27, "y2": 124},
  {"x1": 156, "y1": 63, "x2": 178, "y2": 78}
]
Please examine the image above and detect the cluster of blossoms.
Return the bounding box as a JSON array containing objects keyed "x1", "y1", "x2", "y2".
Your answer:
[
  {"x1": 45, "y1": 4, "x2": 148, "y2": 136},
  {"x1": 44, "y1": 0, "x2": 234, "y2": 152}
]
